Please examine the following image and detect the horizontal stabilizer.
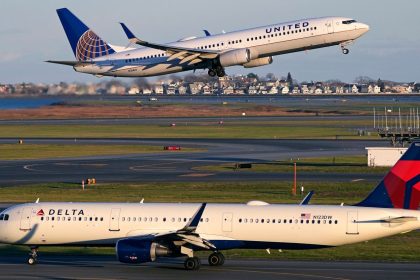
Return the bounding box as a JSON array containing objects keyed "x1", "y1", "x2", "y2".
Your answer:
[{"x1": 45, "y1": 60, "x2": 94, "y2": 66}]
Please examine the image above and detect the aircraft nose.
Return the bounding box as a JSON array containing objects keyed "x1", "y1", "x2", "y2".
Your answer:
[{"x1": 359, "y1": 23, "x2": 370, "y2": 32}]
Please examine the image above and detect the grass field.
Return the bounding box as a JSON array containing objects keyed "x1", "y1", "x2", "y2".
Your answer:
[
  {"x1": 0, "y1": 181, "x2": 419, "y2": 262},
  {"x1": 0, "y1": 144, "x2": 197, "y2": 160},
  {"x1": 0, "y1": 123, "x2": 372, "y2": 139},
  {"x1": 196, "y1": 155, "x2": 390, "y2": 174}
]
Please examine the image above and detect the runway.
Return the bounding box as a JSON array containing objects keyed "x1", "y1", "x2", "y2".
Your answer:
[
  {"x1": 0, "y1": 254, "x2": 418, "y2": 280},
  {"x1": 0, "y1": 139, "x2": 386, "y2": 186}
]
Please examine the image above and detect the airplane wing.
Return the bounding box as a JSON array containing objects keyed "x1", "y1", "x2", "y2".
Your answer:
[
  {"x1": 128, "y1": 203, "x2": 216, "y2": 250},
  {"x1": 120, "y1": 23, "x2": 219, "y2": 66}
]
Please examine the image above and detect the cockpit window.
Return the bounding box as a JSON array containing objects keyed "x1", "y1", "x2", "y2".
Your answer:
[
  {"x1": 4, "y1": 214, "x2": 9, "y2": 221},
  {"x1": 0, "y1": 214, "x2": 3, "y2": 220},
  {"x1": 342, "y1": 20, "x2": 357, "y2": 24}
]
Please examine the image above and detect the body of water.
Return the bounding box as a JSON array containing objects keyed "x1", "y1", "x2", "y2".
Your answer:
[{"x1": 0, "y1": 97, "x2": 62, "y2": 110}]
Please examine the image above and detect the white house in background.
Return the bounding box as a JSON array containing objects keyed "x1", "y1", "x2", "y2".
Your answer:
[
  {"x1": 178, "y1": 86, "x2": 188, "y2": 95},
  {"x1": 301, "y1": 84, "x2": 309, "y2": 94},
  {"x1": 202, "y1": 84, "x2": 212, "y2": 95},
  {"x1": 142, "y1": 88, "x2": 152, "y2": 95},
  {"x1": 352, "y1": 84, "x2": 359, "y2": 93},
  {"x1": 335, "y1": 86, "x2": 344, "y2": 94},
  {"x1": 223, "y1": 86, "x2": 234, "y2": 95},
  {"x1": 368, "y1": 85, "x2": 381, "y2": 94},
  {"x1": 314, "y1": 87, "x2": 323, "y2": 94},
  {"x1": 268, "y1": 86, "x2": 279, "y2": 94},
  {"x1": 366, "y1": 147, "x2": 408, "y2": 167},
  {"x1": 281, "y1": 85, "x2": 289, "y2": 94},
  {"x1": 248, "y1": 86, "x2": 258, "y2": 95},
  {"x1": 128, "y1": 87, "x2": 140, "y2": 95},
  {"x1": 154, "y1": 85, "x2": 164, "y2": 95}
]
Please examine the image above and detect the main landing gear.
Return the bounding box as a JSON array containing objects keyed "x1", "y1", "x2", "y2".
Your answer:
[
  {"x1": 27, "y1": 246, "x2": 38, "y2": 265},
  {"x1": 183, "y1": 252, "x2": 225, "y2": 270},
  {"x1": 184, "y1": 256, "x2": 201, "y2": 270},
  {"x1": 208, "y1": 252, "x2": 225, "y2": 266},
  {"x1": 208, "y1": 66, "x2": 226, "y2": 77}
]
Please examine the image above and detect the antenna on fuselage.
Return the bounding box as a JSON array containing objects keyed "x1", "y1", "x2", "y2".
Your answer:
[
  {"x1": 35, "y1": 198, "x2": 40, "y2": 203},
  {"x1": 140, "y1": 198, "x2": 144, "y2": 204}
]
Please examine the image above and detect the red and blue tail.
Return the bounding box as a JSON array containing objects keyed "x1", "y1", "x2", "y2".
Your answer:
[{"x1": 357, "y1": 143, "x2": 420, "y2": 210}]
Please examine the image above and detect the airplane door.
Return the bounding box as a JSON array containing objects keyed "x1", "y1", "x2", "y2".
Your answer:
[
  {"x1": 109, "y1": 208, "x2": 121, "y2": 231},
  {"x1": 346, "y1": 211, "x2": 359, "y2": 235},
  {"x1": 20, "y1": 207, "x2": 32, "y2": 230},
  {"x1": 222, "y1": 213, "x2": 233, "y2": 232},
  {"x1": 326, "y1": 20, "x2": 334, "y2": 34}
]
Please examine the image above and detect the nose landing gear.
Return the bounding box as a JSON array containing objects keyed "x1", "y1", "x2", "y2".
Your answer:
[
  {"x1": 27, "y1": 246, "x2": 38, "y2": 265},
  {"x1": 340, "y1": 40, "x2": 353, "y2": 55}
]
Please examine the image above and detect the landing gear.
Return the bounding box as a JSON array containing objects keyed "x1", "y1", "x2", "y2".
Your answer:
[
  {"x1": 340, "y1": 40, "x2": 353, "y2": 55},
  {"x1": 208, "y1": 69, "x2": 217, "y2": 77},
  {"x1": 184, "y1": 257, "x2": 201, "y2": 270},
  {"x1": 27, "y1": 246, "x2": 38, "y2": 265},
  {"x1": 208, "y1": 66, "x2": 226, "y2": 77},
  {"x1": 208, "y1": 252, "x2": 225, "y2": 266}
]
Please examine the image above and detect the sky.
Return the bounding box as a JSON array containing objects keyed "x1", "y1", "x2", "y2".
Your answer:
[{"x1": 0, "y1": 0, "x2": 419, "y2": 84}]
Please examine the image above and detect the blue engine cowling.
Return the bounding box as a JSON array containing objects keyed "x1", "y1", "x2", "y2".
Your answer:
[{"x1": 116, "y1": 238, "x2": 172, "y2": 264}]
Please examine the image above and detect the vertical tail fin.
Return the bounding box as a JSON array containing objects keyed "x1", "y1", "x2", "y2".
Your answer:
[
  {"x1": 357, "y1": 142, "x2": 420, "y2": 210},
  {"x1": 56, "y1": 8, "x2": 115, "y2": 61}
]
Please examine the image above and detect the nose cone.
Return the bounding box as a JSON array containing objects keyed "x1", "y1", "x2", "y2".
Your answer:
[{"x1": 359, "y1": 23, "x2": 370, "y2": 33}]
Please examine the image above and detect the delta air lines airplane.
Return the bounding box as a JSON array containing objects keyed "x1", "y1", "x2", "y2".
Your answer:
[
  {"x1": 0, "y1": 144, "x2": 419, "y2": 270},
  {"x1": 48, "y1": 8, "x2": 369, "y2": 78}
]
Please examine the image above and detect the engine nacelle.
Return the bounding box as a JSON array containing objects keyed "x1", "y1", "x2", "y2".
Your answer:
[
  {"x1": 116, "y1": 238, "x2": 172, "y2": 264},
  {"x1": 219, "y1": 49, "x2": 252, "y2": 67},
  {"x1": 243, "y1": 57, "x2": 273, "y2": 68}
]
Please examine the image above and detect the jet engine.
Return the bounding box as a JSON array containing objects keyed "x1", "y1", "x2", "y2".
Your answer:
[
  {"x1": 243, "y1": 57, "x2": 273, "y2": 68},
  {"x1": 116, "y1": 238, "x2": 172, "y2": 264},
  {"x1": 219, "y1": 48, "x2": 253, "y2": 67}
]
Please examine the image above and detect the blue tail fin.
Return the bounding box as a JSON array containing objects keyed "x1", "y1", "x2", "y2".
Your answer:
[
  {"x1": 56, "y1": 8, "x2": 115, "y2": 61},
  {"x1": 356, "y1": 142, "x2": 420, "y2": 210}
]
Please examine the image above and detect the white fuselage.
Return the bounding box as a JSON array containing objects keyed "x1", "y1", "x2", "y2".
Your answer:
[
  {"x1": 76, "y1": 17, "x2": 369, "y2": 77},
  {"x1": 0, "y1": 202, "x2": 418, "y2": 250}
]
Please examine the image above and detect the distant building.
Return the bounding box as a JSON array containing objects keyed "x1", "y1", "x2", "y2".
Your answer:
[{"x1": 366, "y1": 147, "x2": 407, "y2": 167}]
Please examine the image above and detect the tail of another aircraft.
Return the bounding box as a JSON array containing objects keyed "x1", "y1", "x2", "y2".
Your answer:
[
  {"x1": 56, "y1": 8, "x2": 115, "y2": 61},
  {"x1": 356, "y1": 142, "x2": 420, "y2": 210}
]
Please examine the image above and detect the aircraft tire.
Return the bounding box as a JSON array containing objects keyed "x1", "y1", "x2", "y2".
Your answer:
[
  {"x1": 184, "y1": 257, "x2": 201, "y2": 270},
  {"x1": 208, "y1": 252, "x2": 225, "y2": 266},
  {"x1": 342, "y1": 48, "x2": 349, "y2": 54},
  {"x1": 27, "y1": 257, "x2": 37, "y2": 265},
  {"x1": 208, "y1": 69, "x2": 217, "y2": 77}
]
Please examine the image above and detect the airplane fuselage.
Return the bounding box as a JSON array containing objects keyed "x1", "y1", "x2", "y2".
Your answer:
[
  {"x1": 1, "y1": 202, "x2": 419, "y2": 250},
  {"x1": 75, "y1": 17, "x2": 369, "y2": 77}
]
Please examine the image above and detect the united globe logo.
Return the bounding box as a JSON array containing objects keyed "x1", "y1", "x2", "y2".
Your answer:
[{"x1": 76, "y1": 30, "x2": 115, "y2": 61}]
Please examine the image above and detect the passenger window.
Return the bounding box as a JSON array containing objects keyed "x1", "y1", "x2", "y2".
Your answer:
[
  {"x1": 163, "y1": 217, "x2": 166, "y2": 222},
  {"x1": 41, "y1": 217, "x2": 44, "y2": 221},
  {"x1": 239, "y1": 219, "x2": 242, "y2": 223},
  {"x1": 79, "y1": 217, "x2": 82, "y2": 221},
  {"x1": 51, "y1": 217, "x2": 55, "y2": 221},
  {"x1": 5, "y1": 214, "x2": 10, "y2": 220},
  {"x1": 205, "y1": 218, "x2": 209, "y2": 222},
  {"x1": 95, "y1": 217, "x2": 98, "y2": 221},
  {"x1": 100, "y1": 217, "x2": 103, "y2": 221},
  {"x1": 89, "y1": 217, "x2": 92, "y2": 221}
]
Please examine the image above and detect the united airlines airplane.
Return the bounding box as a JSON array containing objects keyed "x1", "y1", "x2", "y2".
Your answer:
[
  {"x1": 0, "y1": 143, "x2": 419, "y2": 270},
  {"x1": 48, "y1": 8, "x2": 369, "y2": 78}
]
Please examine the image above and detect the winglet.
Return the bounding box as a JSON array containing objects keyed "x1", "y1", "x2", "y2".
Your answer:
[
  {"x1": 203, "y1": 30, "x2": 211, "y2": 37},
  {"x1": 183, "y1": 203, "x2": 207, "y2": 232},
  {"x1": 300, "y1": 191, "x2": 314, "y2": 205},
  {"x1": 120, "y1": 22, "x2": 137, "y2": 40}
]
